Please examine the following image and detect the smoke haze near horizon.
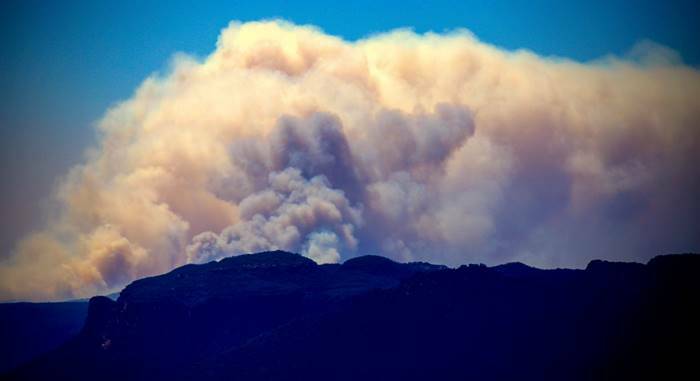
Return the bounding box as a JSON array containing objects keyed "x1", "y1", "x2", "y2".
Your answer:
[{"x1": 1, "y1": 20, "x2": 699, "y2": 301}]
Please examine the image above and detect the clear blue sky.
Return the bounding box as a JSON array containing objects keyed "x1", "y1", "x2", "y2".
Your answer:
[{"x1": 1, "y1": 0, "x2": 698, "y2": 255}]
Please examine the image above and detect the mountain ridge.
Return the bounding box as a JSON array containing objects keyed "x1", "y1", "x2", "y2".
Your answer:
[{"x1": 4, "y1": 251, "x2": 698, "y2": 380}]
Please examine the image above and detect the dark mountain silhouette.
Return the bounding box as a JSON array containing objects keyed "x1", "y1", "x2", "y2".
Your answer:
[
  {"x1": 3, "y1": 251, "x2": 698, "y2": 380},
  {"x1": 0, "y1": 301, "x2": 88, "y2": 374}
]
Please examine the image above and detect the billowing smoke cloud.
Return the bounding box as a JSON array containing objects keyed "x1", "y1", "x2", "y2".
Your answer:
[{"x1": 1, "y1": 21, "x2": 699, "y2": 301}]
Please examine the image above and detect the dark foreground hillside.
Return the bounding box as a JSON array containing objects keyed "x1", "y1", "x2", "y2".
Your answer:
[
  {"x1": 4, "y1": 251, "x2": 698, "y2": 381},
  {"x1": 0, "y1": 301, "x2": 88, "y2": 374}
]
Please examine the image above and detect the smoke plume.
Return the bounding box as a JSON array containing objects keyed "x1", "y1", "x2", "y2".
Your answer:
[{"x1": 1, "y1": 21, "x2": 699, "y2": 301}]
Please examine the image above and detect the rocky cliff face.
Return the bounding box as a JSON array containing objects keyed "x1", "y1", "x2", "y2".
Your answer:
[
  {"x1": 84, "y1": 251, "x2": 446, "y2": 361},
  {"x1": 6, "y1": 252, "x2": 699, "y2": 381}
]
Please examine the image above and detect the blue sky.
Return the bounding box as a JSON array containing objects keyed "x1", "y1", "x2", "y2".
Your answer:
[{"x1": 0, "y1": 0, "x2": 698, "y2": 255}]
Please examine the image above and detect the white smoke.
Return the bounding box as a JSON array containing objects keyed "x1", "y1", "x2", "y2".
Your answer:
[{"x1": 1, "y1": 20, "x2": 699, "y2": 301}]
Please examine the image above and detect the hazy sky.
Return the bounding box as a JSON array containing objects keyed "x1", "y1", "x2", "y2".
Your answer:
[{"x1": 1, "y1": 1, "x2": 699, "y2": 300}]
